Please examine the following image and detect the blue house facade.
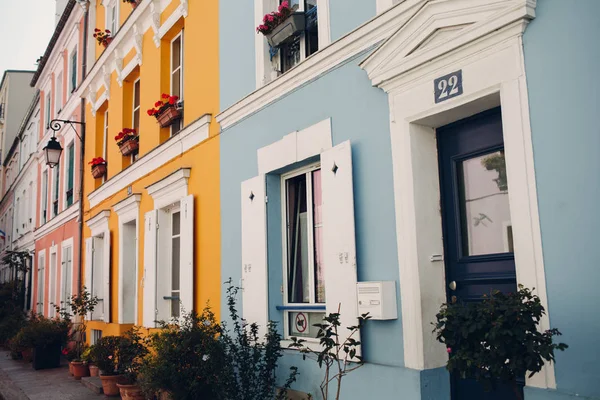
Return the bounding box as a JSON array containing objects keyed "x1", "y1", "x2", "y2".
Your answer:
[{"x1": 218, "y1": 0, "x2": 600, "y2": 399}]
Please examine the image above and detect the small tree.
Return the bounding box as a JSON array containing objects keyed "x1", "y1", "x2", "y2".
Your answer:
[
  {"x1": 65, "y1": 287, "x2": 99, "y2": 361},
  {"x1": 288, "y1": 306, "x2": 370, "y2": 400},
  {"x1": 1, "y1": 250, "x2": 31, "y2": 309},
  {"x1": 433, "y1": 285, "x2": 568, "y2": 400}
]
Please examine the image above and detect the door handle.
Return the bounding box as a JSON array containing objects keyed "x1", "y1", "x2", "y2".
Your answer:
[{"x1": 448, "y1": 281, "x2": 457, "y2": 291}]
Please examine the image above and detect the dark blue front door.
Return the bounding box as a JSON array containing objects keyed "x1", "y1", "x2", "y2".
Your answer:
[{"x1": 437, "y1": 108, "x2": 521, "y2": 400}]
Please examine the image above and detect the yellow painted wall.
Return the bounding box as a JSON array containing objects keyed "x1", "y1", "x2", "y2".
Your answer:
[{"x1": 83, "y1": 0, "x2": 220, "y2": 341}]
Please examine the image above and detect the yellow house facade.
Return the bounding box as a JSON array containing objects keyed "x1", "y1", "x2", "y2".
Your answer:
[{"x1": 77, "y1": 0, "x2": 219, "y2": 340}]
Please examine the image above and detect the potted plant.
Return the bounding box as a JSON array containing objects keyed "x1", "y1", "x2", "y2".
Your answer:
[
  {"x1": 89, "y1": 157, "x2": 107, "y2": 179},
  {"x1": 93, "y1": 29, "x2": 113, "y2": 48},
  {"x1": 84, "y1": 344, "x2": 100, "y2": 376},
  {"x1": 65, "y1": 287, "x2": 99, "y2": 379},
  {"x1": 147, "y1": 94, "x2": 180, "y2": 128},
  {"x1": 90, "y1": 336, "x2": 125, "y2": 396},
  {"x1": 115, "y1": 128, "x2": 139, "y2": 156},
  {"x1": 116, "y1": 328, "x2": 149, "y2": 400},
  {"x1": 433, "y1": 286, "x2": 568, "y2": 400},
  {"x1": 123, "y1": 0, "x2": 139, "y2": 8},
  {"x1": 256, "y1": 1, "x2": 305, "y2": 48}
]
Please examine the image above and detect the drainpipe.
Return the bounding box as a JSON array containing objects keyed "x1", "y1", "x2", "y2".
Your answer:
[{"x1": 76, "y1": 0, "x2": 90, "y2": 296}]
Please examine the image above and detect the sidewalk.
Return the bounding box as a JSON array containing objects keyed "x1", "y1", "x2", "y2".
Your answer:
[{"x1": 0, "y1": 351, "x2": 99, "y2": 400}]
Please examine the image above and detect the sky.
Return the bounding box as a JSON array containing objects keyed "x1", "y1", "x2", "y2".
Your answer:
[{"x1": 0, "y1": 0, "x2": 57, "y2": 76}]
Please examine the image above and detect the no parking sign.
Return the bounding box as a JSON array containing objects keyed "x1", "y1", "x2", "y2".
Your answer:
[{"x1": 294, "y1": 312, "x2": 307, "y2": 333}]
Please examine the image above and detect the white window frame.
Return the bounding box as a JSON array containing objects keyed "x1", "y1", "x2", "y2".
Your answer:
[
  {"x1": 45, "y1": 91, "x2": 52, "y2": 129},
  {"x1": 113, "y1": 194, "x2": 141, "y2": 324},
  {"x1": 41, "y1": 169, "x2": 48, "y2": 225},
  {"x1": 55, "y1": 72, "x2": 63, "y2": 114},
  {"x1": 131, "y1": 78, "x2": 141, "y2": 162},
  {"x1": 69, "y1": 48, "x2": 78, "y2": 93},
  {"x1": 37, "y1": 250, "x2": 46, "y2": 315},
  {"x1": 52, "y1": 158, "x2": 61, "y2": 217},
  {"x1": 48, "y1": 246, "x2": 58, "y2": 317},
  {"x1": 104, "y1": 1, "x2": 119, "y2": 36},
  {"x1": 61, "y1": 238, "x2": 74, "y2": 316},
  {"x1": 280, "y1": 163, "x2": 325, "y2": 340},
  {"x1": 170, "y1": 31, "x2": 184, "y2": 137},
  {"x1": 86, "y1": 210, "x2": 111, "y2": 322},
  {"x1": 102, "y1": 110, "x2": 109, "y2": 183},
  {"x1": 63, "y1": 141, "x2": 75, "y2": 208},
  {"x1": 254, "y1": 0, "x2": 331, "y2": 88}
]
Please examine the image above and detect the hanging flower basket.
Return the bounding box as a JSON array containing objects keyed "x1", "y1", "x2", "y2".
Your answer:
[
  {"x1": 115, "y1": 128, "x2": 139, "y2": 156},
  {"x1": 147, "y1": 94, "x2": 181, "y2": 128},
  {"x1": 89, "y1": 158, "x2": 107, "y2": 179},
  {"x1": 257, "y1": 1, "x2": 305, "y2": 48}
]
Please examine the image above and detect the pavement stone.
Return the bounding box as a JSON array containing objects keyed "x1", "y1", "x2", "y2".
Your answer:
[{"x1": 0, "y1": 351, "x2": 100, "y2": 400}]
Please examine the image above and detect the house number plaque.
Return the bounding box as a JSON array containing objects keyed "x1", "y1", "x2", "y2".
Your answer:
[{"x1": 434, "y1": 70, "x2": 463, "y2": 103}]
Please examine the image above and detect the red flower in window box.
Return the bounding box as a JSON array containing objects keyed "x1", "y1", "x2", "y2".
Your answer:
[
  {"x1": 147, "y1": 94, "x2": 181, "y2": 128},
  {"x1": 93, "y1": 29, "x2": 113, "y2": 48},
  {"x1": 89, "y1": 157, "x2": 107, "y2": 179},
  {"x1": 115, "y1": 128, "x2": 139, "y2": 156},
  {"x1": 256, "y1": 1, "x2": 292, "y2": 35},
  {"x1": 123, "y1": 0, "x2": 139, "y2": 8}
]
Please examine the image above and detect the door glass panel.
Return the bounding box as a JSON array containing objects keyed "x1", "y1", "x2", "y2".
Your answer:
[{"x1": 458, "y1": 150, "x2": 512, "y2": 256}]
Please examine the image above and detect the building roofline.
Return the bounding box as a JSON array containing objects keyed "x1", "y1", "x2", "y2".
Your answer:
[
  {"x1": 2, "y1": 91, "x2": 41, "y2": 168},
  {"x1": 0, "y1": 70, "x2": 35, "y2": 92},
  {"x1": 30, "y1": 0, "x2": 77, "y2": 87}
]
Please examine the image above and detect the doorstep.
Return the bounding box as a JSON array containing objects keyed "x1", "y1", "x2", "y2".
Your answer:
[
  {"x1": 81, "y1": 376, "x2": 103, "y2": 394},
  {"x1": 0, "y1": 351, "x2": 100, "y2": 399}
]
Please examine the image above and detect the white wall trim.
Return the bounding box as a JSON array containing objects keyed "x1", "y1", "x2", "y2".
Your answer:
[
  {"x1": 361, "y1": 0, "x2": 553, "y2": 389},
  {"x1": 257, "y1": 118, "x2": 332, "y2": 174},
  {"x1": 219, "y1": 0, "x2": 425, "y2": 130},
  {"x1": 86, "y1": 210, "x2": 111, "y2": 237},
  {"x1": 146, "y1": 168, "x2": 190, "y2": 209},
  {"x1": 113, "y1": 194, "x2": 141, "y2": 324},
  {"x1": 33, "y1": 202, "x2": 79, "y2": 240},
  {"x1": 60, "y1": 237, "x2": 75, "y2": 312},
  {"x1": 87, "y1": 114, "x2": 210, "y2": 208}
]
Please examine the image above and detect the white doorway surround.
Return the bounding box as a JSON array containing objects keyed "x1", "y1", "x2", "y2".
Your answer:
[{"x1": 361, "y1": 0, "x2": 554, "y2": 390}]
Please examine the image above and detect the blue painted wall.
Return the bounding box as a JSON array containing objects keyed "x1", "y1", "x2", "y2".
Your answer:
[
  {"x1": 219, "y1": 0, "x2": 378, "y2": 111},
  {"x1": 219, "y1": 54, "x2": 427, "y2": 398},
  {"x1": 523, "y1": 0, "x2": 600, "y2": 398}
]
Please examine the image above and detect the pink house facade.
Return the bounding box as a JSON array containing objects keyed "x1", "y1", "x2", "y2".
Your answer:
[{"x1": 31, "y1": 0, "x2": 87, "y2": 317}]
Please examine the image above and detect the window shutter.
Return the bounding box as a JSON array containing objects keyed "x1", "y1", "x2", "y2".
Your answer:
[
  {"x1": 103, "y1": 231, "x2": 111, "y2": 323},
  {"x1": 180, "y1": 194, "x2": 194, "y2": 315},
  {"x1": 85, "y1": 238, "x2": 93, "y2": 319},
  {"x1": 143, "y1": 210, "x2": 158, "y2": 328},
  {"x1": 241, "y1": 175, "x2": 268, "y2": 336},
  {"x1": 321, "y1": 141, "x2": 361, "y2": 356}
]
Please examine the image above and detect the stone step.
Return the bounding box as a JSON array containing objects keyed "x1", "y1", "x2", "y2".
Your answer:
[{"x1": 81, "y1": 376, "x2": 103, "y2": 394}]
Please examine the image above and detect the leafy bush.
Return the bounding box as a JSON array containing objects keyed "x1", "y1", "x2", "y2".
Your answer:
[
  {"x1": 433, "y1": 285, "x2": 568, "y2": 398},
  {"x1": 139, "y1": 307, "x2": 224, "y2": 399},
  {"x1": 89, "y1": 336, "x2": 121, "y2": 375},
  {"x1": 11, "y1": 313, "x2": 71, "y2": 350},
  {"x1": 89, "y1": 328, "x2": 147, "y2": 379},
  {"x1": 0, "y1": 280, "x2": 27, "y2": 345}
]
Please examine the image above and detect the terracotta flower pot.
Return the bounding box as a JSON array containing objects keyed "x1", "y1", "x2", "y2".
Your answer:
[
  {"x1": 89, "y1": 364, "x2": 99, "y2": 377},
  {"x1": 21, "y1": 348, "x2": 33, "y2": 362},
  {"x1": 155, "y1": 105, "x2": 181, "y2": 128},
  {"x1": 100, "y1": 374, "x2": 125, "y2": 397},
  {"x1": 118, "y1": 137, "x2": 139, "y2": 156},
  {"x1": 68, "y1": 361, "x2": 74, "y2": 376},
  {"x1": 158, "y1": 390, "x2": 173, "y2": 400},
  {"x1": 71, "y1": 361, "x2": 90, "y2": 380},
  {"x1": 117, "y1": 383, "x2": 144, "y2": 400},
  {"x1": 91, "y1": 163, "x2": 107, "y2": 179}
]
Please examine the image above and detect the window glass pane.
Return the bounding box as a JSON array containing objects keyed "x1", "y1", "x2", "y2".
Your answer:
[
  {"x1": 171, "y1": 37, "x2": 181, "y2": 70},
  {"x1": 171, "y1": 292, "x2": 180, "y2": 318},
  {"x1": 172, "y1": 70, "x2": 181, "y2": 98},
  {"x1": 458, "y1": 150, "x2": 512, "y2": 256},
  {"x1": 286, "y1": 174, "x2": 309, "y2": 303},
  {"x1": 67, "y1": 144, "x2": 74, "y2": 189},
  {"x1": 312, "y1": 170, "x2": 325, "y2": 303},
  {"x1": 284, "y1": 0, "x2": 300, "y2": 11},
  {"x1": 172, "y1": 211, "x2": 180, "y2": 236},
  {"x1": 281, "y1": 36, "x2": 301, "y2": 73},
  {"x1": 134, "y1": 81, "x2": 140, "y2": 107},
  {"x1": 71, "y1": 51, "x2": 77, "y2": 91},
  {"x1": 171, "y1": 236, "x2": 180, "y2": 291},
  {"x1": 288, "y1": 311, "x2": 324, "y2": 338}
]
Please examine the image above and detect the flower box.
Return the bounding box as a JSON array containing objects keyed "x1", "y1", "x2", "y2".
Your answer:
[
  {"x1": 265, "y1": 12, "x2": 305, "y2": 48},
  {"x1": 156, "y1": 105, "x2": 181, "y2": 128},
  {"x1": 91, "y1": 164, "x2": 107, "y2": 179},
  {"x1": 118, "y1": 136, "x2": 139, "y2": 156}
]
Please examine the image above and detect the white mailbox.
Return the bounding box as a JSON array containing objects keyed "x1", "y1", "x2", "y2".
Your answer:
[{"x1": 357, "y1": 281, "x2": 397, "y2": 320}]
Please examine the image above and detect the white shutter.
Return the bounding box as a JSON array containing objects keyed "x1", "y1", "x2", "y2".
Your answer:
[
  {"x1": 321, "y1": 141, "x2": 361, "y2": 356},
  {"x1": 103, "y1": 231, "x2": 111, "y2": 322},
  {"x1": 180, "y1": 194, "x2": 194, "y2": 315},
  {"x1": 85, "y1": 238, "x2": 93, "y2": 319},
  {"x1": 241, "y1": 175, "x2": 268, "y2": 336},
  {"x1": 143, "y1": 210, "x2": 158, "y2": 328}
]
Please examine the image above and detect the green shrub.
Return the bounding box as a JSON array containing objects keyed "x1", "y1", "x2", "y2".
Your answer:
[
  {"x1": 11, "y1": 313, "x2": 71, "y2": 350},
  {"x1": 89, "y1": 328, "x2": 147, "y2": 379}
]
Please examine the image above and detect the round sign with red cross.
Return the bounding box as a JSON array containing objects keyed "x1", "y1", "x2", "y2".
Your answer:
[{"x1": 295, "y1": 312, "x2": 308, "y2": 333}]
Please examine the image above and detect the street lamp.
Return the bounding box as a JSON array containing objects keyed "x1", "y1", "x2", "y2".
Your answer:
[
  {"x1": 45, "y1": 119, "x2": 84, "y2": 168},
  {"x1": 43, "y1": 136, "x2": 63, "y2": 168}
]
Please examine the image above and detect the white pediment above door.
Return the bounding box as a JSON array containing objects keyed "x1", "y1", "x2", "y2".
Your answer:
[{"x1": 361, "y1": 0, "x2": 536, "y2": 88}]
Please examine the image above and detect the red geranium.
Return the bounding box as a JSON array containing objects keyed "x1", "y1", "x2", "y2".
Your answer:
[
  {"x1": 147, "y1": 94, "x2": 179, "y2": 117},
  {"x1": 114, "y1": 128, "x2": 137, "y2": 145},
  {"x1": 89, "y1": 157, "x2": 107, "y2": 166},
  {"x1": 256, "y1": 1, "x2": 291, "y2": 35},
  {"x1": 94, "y1": 29, "x2": 112, "y2": 48}
]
